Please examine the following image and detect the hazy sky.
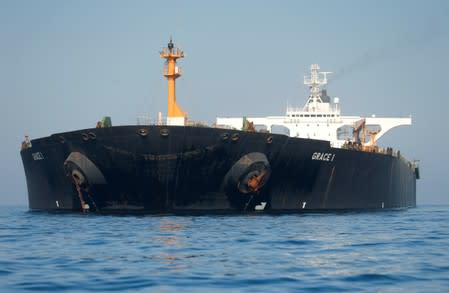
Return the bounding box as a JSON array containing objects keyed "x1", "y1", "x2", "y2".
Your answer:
[{"x1": 1, "y1": 0, "x2": 448, "y2": 205}]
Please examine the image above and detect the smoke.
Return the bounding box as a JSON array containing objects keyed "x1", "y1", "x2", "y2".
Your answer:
[{"x1": 330, "y1": 21, "x2": 446, "y2": 83}]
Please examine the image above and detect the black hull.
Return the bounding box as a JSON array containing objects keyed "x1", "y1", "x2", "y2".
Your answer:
[{"x1": 20, "y1": 126, "x2": 417, "y2": 213}]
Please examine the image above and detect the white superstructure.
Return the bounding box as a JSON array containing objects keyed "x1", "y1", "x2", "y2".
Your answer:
[{"x1": 216, "y1": 64, "x2": 411, "y2": 148}]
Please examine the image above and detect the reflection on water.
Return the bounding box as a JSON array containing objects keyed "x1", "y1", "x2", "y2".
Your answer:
[
  {"x1": 1, "y1": 206, "x2": 449, "y2": 292},
  {"x1": 151, "y1": 218, "x2": 191, "y2": 268}
]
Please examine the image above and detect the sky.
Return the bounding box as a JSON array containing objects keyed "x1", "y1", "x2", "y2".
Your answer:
[{"x1": 1, "y1": 0, "x2": 448, "y2": 205}]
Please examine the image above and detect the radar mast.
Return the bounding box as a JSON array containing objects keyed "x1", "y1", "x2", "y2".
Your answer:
[
  {"x1": 160, "y1": 39, "x2": 186, "y2": 125},
  {"x1": 303, "y1": 64, "x2": 332, "y2": 112}
]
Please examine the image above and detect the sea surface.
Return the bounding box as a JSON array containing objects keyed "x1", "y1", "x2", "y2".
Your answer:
[{"x1": 1, "y1": 205, "x2": 449, "y2": 292}]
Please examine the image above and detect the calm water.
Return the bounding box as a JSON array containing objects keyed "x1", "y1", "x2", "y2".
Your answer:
[{"x1": 1, "y1": 205, "x2": 449, "y2": 292}]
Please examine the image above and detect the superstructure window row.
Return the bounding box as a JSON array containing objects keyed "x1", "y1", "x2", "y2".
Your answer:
[{"x1": 289, "y1": 114, "x2": 338, "y2": 118}]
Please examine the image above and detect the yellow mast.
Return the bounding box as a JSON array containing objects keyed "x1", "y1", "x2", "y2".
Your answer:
[{"x1": 160, "y1": 39, "x2": 186, "y2": 124}]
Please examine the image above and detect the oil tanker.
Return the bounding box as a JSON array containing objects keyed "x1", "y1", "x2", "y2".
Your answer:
[{"x1": 20, "y1": 40, "x2": 419, "y2": 213}]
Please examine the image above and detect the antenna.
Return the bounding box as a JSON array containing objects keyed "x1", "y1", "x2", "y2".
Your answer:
[
  {"x1": 320, "y1": 71, "x2": 332, "y2": 85},
  {"x1": 303, "y1": 64, "x2": 331, "y2": 110}
]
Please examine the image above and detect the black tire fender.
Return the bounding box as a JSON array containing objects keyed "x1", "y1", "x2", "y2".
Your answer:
[
  {"x1": 64, "y1": 152, "x2": 106, "y2": 186},
  {"x1": 224, "y1": 152, "x2": 271, "y2": 194}
]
